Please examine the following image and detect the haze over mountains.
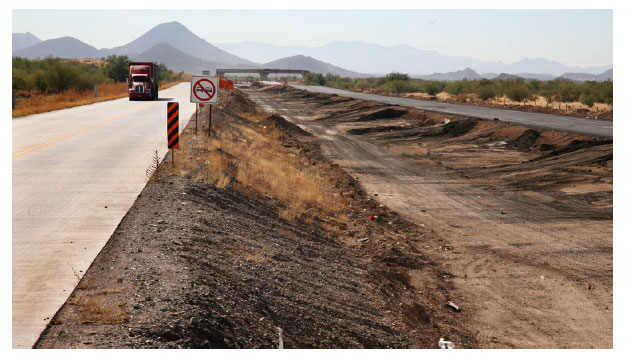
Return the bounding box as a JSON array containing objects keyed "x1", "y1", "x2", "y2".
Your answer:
[{"x1": 13, "y1": 21, "x2": 612, "y2": 81}]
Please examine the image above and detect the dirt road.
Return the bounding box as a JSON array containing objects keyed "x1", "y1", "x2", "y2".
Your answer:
[{"x1": 243, "y1": 85, "x2": 613, "y2": 348}]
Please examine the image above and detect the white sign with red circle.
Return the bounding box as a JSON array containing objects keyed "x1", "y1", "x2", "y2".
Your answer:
[{"x1": 190, "y1": 75, "x2": 218, "y2": 104}]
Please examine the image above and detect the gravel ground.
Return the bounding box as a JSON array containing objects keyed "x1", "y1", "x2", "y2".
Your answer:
[{"x1": 35, "y1": 90, "x2": 471, "y2": 349}]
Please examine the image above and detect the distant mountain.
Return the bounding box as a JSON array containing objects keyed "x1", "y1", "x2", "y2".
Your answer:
[
  {"x1": 217, "y1": 41, "x2": 310, "y2": 64},
  {"x1": 263, "y1": 55, "x2": 365, "y2": 78},
  {"x1": 513, "y1": 73, "x2": 556, "y2": 81},
  {"x1": 560, "y1": 68, "x2": 613, "y2": 81},
  {"x1": 14, "y1": 36, "x2": 102, "y2": 59},
  {"x1": 421, "y1": 67, "x2": 481, "y2": 81},
  {"x1": 106, "y1": 21, "x2": 255, "y2": 66},
  {"x1": 12, "y1": 32, "x2": 41, "y2": 53},
  {"x1": 416, "y1": 68, "x2": 613, "y2": 82},
  {"x1": 134, "y1": 43, "x2": 224, "y2": 74},
  {"x1": 220, "y1": 40, "x2": 611, "y2": 76}
]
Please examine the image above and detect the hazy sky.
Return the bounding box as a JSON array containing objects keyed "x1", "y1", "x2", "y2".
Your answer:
[{"x1": 12, "y1": 9, "x2": 612, "y2": 67}]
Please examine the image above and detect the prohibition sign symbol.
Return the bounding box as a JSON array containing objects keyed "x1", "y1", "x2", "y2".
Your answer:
[{"x1": 193, "y1": 78, "x2": 216, "y2": 102}]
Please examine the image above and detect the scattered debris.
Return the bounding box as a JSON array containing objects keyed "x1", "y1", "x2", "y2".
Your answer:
[
  {"x1": 278, "y1": 327, "x2": 283, "y2": 349},
  {"x1": 501, "y1": 210, "x2": 507, "y2": 215},
  {"x1": 446, "y1": 301, "x2": 460, "y2": 312},
  {"x1": 438, "y1": 337, "x2": 455, "y2": 349},
  {"x1": 357, "y1": 238, "x2": 369, "y2": 243}
]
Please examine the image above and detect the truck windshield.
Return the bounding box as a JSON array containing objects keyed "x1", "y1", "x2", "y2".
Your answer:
[{"x1": 132, "y1": 76, "x2": 148, "y2": 82}]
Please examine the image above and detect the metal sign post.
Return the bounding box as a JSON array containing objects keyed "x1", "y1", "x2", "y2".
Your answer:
[
  {"x1": 208, "y1": 105, "x2": 212, "y2": 136},
  {"x1": 190, "y1": 75, "x2": 219, "y2": 136}
]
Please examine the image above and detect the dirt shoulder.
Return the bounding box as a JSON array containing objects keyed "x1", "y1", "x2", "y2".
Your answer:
[
  {"x1": 243, "y1": 84, "x2": 612, "y2": 348},
  {"x1": 35, "y1": 89, "x2": 473, "y2": 348}
]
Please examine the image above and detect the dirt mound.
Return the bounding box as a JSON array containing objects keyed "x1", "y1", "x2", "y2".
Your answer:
[
  {"x1": 442, "y1": 118, "x2": 478, "y2": 136},
  {"x1": 265, "y1": 113, "x2": 311, "y2": 136},
  {"x1": 539, "y1": 139, "x2": 613, "y2": 159},
  {"x1": 508, "y1": 129, "x2": 541, "y2": 151},
  {"x1": 220, "y1": 90, "x2": 259, "y2": 115},
  {"x1": 357, "y1": 108, "x2": 408, "y2": 121}
]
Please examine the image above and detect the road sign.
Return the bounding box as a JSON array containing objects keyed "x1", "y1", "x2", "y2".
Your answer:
[
  {"x1": 219, "y1": 77, "x2": 234, "y2": 89},
  {"x1": 190, "y1": 75, "x2": 218, "y2": 104},
  {"x1": 167, "y1": 102, "x2": 179, "y2": 149}
]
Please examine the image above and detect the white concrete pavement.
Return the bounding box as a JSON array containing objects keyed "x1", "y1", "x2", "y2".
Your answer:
[{"x1": 12, "y1": 83, "x2": 195, "y2": 348}]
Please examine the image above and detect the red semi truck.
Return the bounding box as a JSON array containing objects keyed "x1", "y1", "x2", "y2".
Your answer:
[{"x1": 128, "y1": 62, "x2": 159, "y2": 101}]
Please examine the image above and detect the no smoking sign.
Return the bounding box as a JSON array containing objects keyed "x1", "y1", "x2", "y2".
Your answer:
[{"x1": 190, "y1": 75, "x2": 218, "y2": 104}]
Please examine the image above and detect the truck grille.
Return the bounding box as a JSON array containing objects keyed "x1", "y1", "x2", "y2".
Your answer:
[{"x1": 135, "y1": 85, "x2": 144, "y2": 94}]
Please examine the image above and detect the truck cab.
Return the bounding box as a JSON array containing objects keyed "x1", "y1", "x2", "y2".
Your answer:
[{"x1": 128, "y1": 62, "x2": 159, "y2": 101}]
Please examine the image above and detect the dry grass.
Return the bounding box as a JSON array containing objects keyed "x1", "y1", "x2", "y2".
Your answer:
[
  {"x1": 12, "y1": 81, "x2": 183, "y2": 118},
  {"x1": 232, "y1": 247, "x2": 275, "y2": 263},
  {"x1": 72, "y1": 293, "x2": 128, "y2": 324},
  {"x1": 205, "y1": 120, "x2": 346, "y2": 222}
]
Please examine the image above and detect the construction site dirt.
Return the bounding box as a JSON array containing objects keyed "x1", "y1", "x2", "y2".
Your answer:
[
  {"x1": 243, "y1": 84, "x2": 612, "y2": 348},
  {"x1": 36, "y1": 85, "x2": 612, "y2": 348},
  {"x1": 35, "y1": 90, "x2": 474, "y2": 349}
]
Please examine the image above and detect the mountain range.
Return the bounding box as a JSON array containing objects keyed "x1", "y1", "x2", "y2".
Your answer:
[
  {"x1": 13, "y1": 21, "x2": 612, "y2": 81},
  {"x1": 420, "y1": 67, "x2": 613, "y2": 82}
]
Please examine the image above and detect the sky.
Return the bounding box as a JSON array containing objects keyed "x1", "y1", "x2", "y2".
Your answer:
[{"x1": 12, "y1": 9, "x2": 613, "y2": 67}]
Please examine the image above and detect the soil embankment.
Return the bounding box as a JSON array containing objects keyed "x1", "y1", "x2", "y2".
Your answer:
[
  {"x1": 35, "y1": 89, "x2": 473, "y2": 348},
  {"x1": 243, "y1": 84, "x2": 613, "y2": 348}
]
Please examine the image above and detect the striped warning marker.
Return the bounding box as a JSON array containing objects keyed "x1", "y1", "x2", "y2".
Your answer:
[{"x1": 167, "y1": 102, "x2": 179, "y2": 149}]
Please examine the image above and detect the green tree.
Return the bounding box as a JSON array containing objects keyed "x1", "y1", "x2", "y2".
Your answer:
[
  {"x1": 103, "y1": 55, "x2": 130, "y2": 82},
  {"x1": 505, "y1": 83, "x2": 532, "y2": 103},
  {"x1": 580, "y1": 93, "x2": 597, "y2": 108},
  {"x1": 46, "y1": 62, "x2": 78, "y2": 92},
  {"x1": 304, "y1": 72, "x2": 325, "y2": 85},
  {"x1": 384, "y1": 72, "x2": 410, "y2": 82},
  {"x1": 477, "y1": 85, "x2": 497, "y2": 100},
  {"x1": 423, "y1": 81, "x2": 444, "y2": 96}
]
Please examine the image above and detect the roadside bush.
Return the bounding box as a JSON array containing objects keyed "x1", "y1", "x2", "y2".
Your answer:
[
  {"x1": 423, "y1": 81, "x2": 444, "y2": 96},
  {"x1": 103, "y1": 55, "x2": 130, "y2": 82},
  {"x1": 379, "y1": 80, "x2": 421, "y2": 94},
  {"x1": 580, "y1": 93, "x2": 597, "y2": 108},
  {"x1": 477, "y1": 85, "x2": 497, "y2": 100},
  {"x1": 384, "y1": 72, "x2": 410, "y2": 82},
  {"x1": 505, "y1": 83, "x2": 532, "y2": 103},
  {"x1": 304, "y1": 72, "x2": 326, "y2": 86}
]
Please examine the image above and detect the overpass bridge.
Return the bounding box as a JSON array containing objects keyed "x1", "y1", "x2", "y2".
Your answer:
[{"x1": 216, "y1": 68, "x2": 310, "y2": 81}]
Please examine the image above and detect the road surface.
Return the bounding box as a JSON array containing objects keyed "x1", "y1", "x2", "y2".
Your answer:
[
  {"x1": 291, "y1": 85, "x2": 613, "y2": 138},
  {"x1": 12, "y1": 83, "x2": 195, "y2": 348}
]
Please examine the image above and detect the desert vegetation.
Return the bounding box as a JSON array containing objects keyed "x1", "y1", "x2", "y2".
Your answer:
[
  {"x1": 303, "y1": 72, "x2": 613, "y2": 111},
  {"x1": 12, "y1": 56, "x2": 185, "y2": 117}
]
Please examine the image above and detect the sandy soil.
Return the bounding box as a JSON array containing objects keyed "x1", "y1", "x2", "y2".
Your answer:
[
  {"x1": 35, "y1": 90, "x2": 474, "y2": 348},
  {"x1": 243, "y1": 85, "x2": 612, "y2": 348}
]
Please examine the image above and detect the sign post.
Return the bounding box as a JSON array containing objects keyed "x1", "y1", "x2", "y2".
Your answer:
[{"x1": 190, "y1": 75, "x2": 219, "y2": 135}]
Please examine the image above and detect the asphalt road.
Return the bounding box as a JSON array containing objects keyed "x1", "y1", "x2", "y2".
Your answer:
[
  {"x1": 12, "y1": 83, "x2": 195, "y2": 348},
  {"x1": 291, "y1": 85, "x2": 613, "y2": 138}
]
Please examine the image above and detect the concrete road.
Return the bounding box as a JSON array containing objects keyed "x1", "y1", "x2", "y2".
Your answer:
[
  {"x1": 291, "y1": 85, "x2": 613, "y2": 138},
  {"x1": 12, "y1": 83, "x2": 195, "y2": 348}
]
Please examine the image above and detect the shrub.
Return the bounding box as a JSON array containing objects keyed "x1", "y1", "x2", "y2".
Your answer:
[
  {"x1": 505, "y1": 84, "x2": 532, "y2": 102},
  {"x1": 477, "y1": 85, "x2": 497, "y2": 100}
]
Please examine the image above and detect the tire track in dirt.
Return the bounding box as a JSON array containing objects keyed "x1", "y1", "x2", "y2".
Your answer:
[{"x1": 244, "y1": 86, "x2": 612, "y2": 348}]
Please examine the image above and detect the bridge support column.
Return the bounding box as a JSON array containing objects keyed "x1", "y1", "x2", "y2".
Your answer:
[{"x1": 259, "y1": 72, "x2": 269, "y2": 81}]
